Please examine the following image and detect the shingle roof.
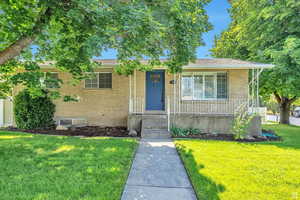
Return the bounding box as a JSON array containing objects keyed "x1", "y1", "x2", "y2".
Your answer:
[
  {"x1": 93, "y1": 58, "x2": 273, "y2": 69},
  {"x1": 40, "y1": 58, "x2": 274, "y2": 69}
]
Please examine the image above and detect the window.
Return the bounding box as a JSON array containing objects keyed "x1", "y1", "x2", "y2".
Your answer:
[
  {"x1": 181, "y1": 72, "x2": 227, "y2": 100},
  {"x1": 45, "y1": 73, "x2": 59, "y2": 88},
  {"x1": 85, "y1": 72, "x2": 112, "y2": 89}
]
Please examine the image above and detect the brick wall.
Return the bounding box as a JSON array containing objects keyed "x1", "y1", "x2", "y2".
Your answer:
[{"x1": 11, "y1": 68, "x2": 249, "y2": 127}]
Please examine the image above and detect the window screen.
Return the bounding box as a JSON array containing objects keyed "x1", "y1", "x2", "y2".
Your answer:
[
  {"x1": 85, "y1": 73, "x2": 112, "y2": 89},
  {"x1": 45, "y1": 73, "x2": 59, "y2": 88},
  {"x1": 217, "y1": 73, "x2": 228, "y2": 99},
  {"x1": 98, "y1": 73, "x2": 112, "y2": 88},
  {"x1": 182, "y1": 75, "x2": 193, "y2": 100},
  {"x1": 181, "y1": 72, "x2": 227, "y2": 100},
  {"x1": 85, "y1": 74, "x2": 98, "y2": 88}
]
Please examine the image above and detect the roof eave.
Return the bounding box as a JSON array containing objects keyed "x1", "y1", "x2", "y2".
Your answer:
[{"x1": 182, "y1": 64, "x2": 274, "y2": 69}]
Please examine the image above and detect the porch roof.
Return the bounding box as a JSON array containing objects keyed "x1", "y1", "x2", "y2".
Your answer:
[
  {"x1": 94, "y1": 58, "x2": 274, "y2": 69},
  {"x1": 40, "y1": 58, "x2": 274, "y2": 69}
]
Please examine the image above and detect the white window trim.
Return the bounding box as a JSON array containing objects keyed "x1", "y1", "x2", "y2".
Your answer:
[
  {"x1": 181, "y1": 71, "x2": 228, "y2": 101},
  {"x1": 84, "y1": 72, "x2": 112, "y2": 89},
  {"x1": 40, "y1": 72, "x2": 59, "y2": 88}
]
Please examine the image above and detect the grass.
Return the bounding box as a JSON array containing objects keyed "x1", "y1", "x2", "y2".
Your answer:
[
  {"x1": 175, "y1": 124, "x2": 300, "y2": 200},
  {"x1": 0, "y1": 131, "x2": 137, "y2": 200}
]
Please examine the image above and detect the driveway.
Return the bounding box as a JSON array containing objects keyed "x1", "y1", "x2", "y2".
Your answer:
[{"x1": 266, "y1": 115, "x2": 300, "y2": 126}]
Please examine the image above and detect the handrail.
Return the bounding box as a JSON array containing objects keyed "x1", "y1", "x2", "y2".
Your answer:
[{"x1": 167, "y1": 96, "x2": 170, "y2": 131}]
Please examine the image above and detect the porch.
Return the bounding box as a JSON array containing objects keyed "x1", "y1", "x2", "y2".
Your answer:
[{"x1": 127, "y1": 67, "x2": 263, "y2": 136}]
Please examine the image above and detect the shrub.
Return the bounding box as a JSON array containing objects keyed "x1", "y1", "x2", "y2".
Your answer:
[
  {"x1": 231, "y1": 104, "x2": 256, "y2": 140},
  {"x1": 171, "y1": 126, "x2": 202, "y2": 137},
  {"x1": 14, "y1": 89, "x2": 56, "y2": 129}
]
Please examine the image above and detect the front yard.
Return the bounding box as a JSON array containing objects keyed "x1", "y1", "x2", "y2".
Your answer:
[
  {"x1": 175, "y1": 124, "x2": 300, "y2": 200},
  {"x1": 0, "y1": 131, "x2": 137, "y2": 200}
]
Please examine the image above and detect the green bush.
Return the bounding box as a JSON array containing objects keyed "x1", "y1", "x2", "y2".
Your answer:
[
  {"x1": 14, "y1": 89, "x2": 56, "y2": 129},
  {"x1": 171, "y1": 126, "x2": 202, "y2": 137},
  {"x1": 232, "y1": 112, "x2": 255, "y2": 140}
]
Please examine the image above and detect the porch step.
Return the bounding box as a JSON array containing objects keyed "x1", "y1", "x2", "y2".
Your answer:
[
  {"x1": 141, "y1": 115, "x2": 170, "y2": 138},
  {"x1": 142, "y1": 118, "x2": 168, "y2": 129},
  {"x1": 141, "y1": 129, "x2": 171, "y2": 139}
]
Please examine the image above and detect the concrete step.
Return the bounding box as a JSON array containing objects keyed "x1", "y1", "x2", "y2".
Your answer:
[
  {"x1": 142, "y1": 114, "x2": 167, "y2": 119},
  {"x1": 142, "y1": 118, "x2": 168, "y2": 129},
  {"x1": 142, "y1": 129, "x2": 171, "y2": 139}
]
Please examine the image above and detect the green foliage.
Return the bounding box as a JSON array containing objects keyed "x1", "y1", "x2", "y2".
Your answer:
[
  {"x1": 171, "y1": 126, "x2": 202, "y2": 137},
  {"x1": 231, "y1": 108, "x2": 255, "y2": 140},
  {"x1": 265, "y1": 96, "x2": 279, "y2": 114},
  {"x1": 231, "y1": 103, "x2": 256, "y2": 140},
  {"x1": 14, "y1": 89, "x2": 56, "y2": 129},
  {"x1": 211, "y1": 0, "x2": 300, "y2": 105},
  {"x1": 0, "y1": 0, "x2": 212, "y2": 97}
]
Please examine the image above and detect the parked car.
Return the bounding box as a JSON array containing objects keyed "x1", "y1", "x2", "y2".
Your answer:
[{"x1": 293, "y1": 107, "x2": 300, "y2": 117}]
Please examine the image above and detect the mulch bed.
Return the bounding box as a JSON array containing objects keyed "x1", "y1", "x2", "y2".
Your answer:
[
  {"x1": 172, "y1": 131, "x2": 282, "y2": 142},
  {"x1": 6, "y1": 126, "x2": 131, "y2": 137}
]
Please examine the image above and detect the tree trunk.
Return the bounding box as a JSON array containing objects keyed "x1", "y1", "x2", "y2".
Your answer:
[
  {"x1": 0, "y1": 36, "x2": 35, "y2": 65},
  {"x1": 279, "y1": 101, "x2": 290, "y2": 124}
]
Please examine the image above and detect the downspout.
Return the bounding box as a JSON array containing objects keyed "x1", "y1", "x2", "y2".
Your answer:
[
  {"x1": 129, "y1": 74, "x2": 132, "y2": 113},
  {"x1": 134, "y1": 69, "x2": 136, "y2": 113},
  {"x1": 0, "y1": 99, "x2": 4, "y2": 127},
  {"x1": 252, "y1": 68, "x2": 255, "y2": 112}
]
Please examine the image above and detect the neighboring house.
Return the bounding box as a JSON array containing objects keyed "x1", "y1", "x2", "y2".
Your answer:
[{"x1": 0, "y1": 58, "x2": 273, "y2": 136}]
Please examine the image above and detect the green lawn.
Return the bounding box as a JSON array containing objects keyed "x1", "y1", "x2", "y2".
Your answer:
[
  {"x1": 0, "y1": 131, "x2": 137, "y2": 200},
  {"x1": 175, "y1": 124, "x2": 300, "y2": 200}
]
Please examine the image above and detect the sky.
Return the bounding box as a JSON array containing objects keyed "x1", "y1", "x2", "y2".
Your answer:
[{"x1": 100, "y1": 0, "x2": 232, "y2": 59}]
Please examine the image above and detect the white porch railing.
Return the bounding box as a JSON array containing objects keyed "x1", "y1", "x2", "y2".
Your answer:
[
  {"x1": 129, "y1": 96, "x2": 248, "y2": 115},
  {"x1": 129, "y1": 96, "x2": 145, "y2": 114},
  {"x1": 171, "y1": 97, "x2": 248, "y2": 115}
]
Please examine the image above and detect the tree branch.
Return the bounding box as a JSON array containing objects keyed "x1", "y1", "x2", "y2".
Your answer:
[
  {"x1": 273, "y1": 91, "x2": 282, "y2": 103},
  {"x1": 0, "y1": 7, "x2": 52, "y2": 65},
  {"x1": 289, "y1": 96, "x2": 298, "y2": 104},
  {"x1": 0, "y1": 36, "x2": 36, "y2": 65}
]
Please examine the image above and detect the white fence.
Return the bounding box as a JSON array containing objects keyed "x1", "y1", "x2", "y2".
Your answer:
[{"x1": 0, "y1": 98, "x2": 13, "y2": 127}]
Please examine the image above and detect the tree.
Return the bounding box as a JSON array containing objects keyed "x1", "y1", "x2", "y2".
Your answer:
[
  {"x1": 211, "y1": 0, "x2": 300, "y2": 124},
  {"x1": 0, "y1": 0, "x2": 212, "y2": 97}
]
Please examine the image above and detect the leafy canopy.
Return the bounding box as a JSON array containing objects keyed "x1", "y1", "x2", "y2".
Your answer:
[
  {"x1": 0, "y1": 0, "x2": 212, "y2": 97},
  {"x1": 211, "y1": 0, "x2": 300, "y2": 101}
]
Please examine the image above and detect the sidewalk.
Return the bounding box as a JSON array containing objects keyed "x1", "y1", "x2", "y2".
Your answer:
[{"x1": 121, "y1": 138, "x2": 197, "y2": 200}]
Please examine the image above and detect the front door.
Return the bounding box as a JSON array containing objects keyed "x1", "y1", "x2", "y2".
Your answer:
[{"x1": 146, "y1": 70, "x2": 165, "y2": 110}]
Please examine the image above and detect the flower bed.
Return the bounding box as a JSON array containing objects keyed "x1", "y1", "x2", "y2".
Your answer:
[
  {"x1": 171, "y1": 127, "x2": 281, "y2": 142},
  {"x1": 6, "y1": 126, "x2": 130, "y2": 137}
]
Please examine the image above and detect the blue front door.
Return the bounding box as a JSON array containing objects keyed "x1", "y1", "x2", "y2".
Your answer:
[{"x1": 146, "y1": 70, "x2": 165, "y2": 110}]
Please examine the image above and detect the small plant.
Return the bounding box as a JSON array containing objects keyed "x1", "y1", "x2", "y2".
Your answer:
[
  {"x1": 171, "y1": 126, "x2": 202, "y2": 137},
  {"x1": 232, "y1": 104, "x2": 256, "y2": 140},
  {"x1": 188, "y1": 128, "x2": 202, "y2": 135}
]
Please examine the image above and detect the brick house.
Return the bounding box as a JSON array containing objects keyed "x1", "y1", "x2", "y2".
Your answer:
[{"x1": 0, "y1": 58, "x2": 273, "y2": 137}]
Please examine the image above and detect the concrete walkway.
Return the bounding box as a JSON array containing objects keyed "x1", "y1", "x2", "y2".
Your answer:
[{"x1": 121, "y1": 138, "x2": 197, "y2": 200}]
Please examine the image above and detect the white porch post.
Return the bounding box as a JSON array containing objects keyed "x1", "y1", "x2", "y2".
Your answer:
[
  {"x1": 173, "y1": 73, "x2": 176, "y2": 114},
  {"x1": 134, "y1": 69, "x2": 137, "y2": 113},
  {"x1": 0, "y1": 99, "x2": 4, "y2": 127},
  {"x1": 252, "y1": 68, "x2": 255, "y2": 112},
  {"x1": 256, "y1": 68, "x2": 260, "y2": 109},
  {"x1": 129, "y1": 74, "x2": 132, "y2": 113},
  {"x1": 178, "y1": 73, "x2": 181, "y2": 114}
]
